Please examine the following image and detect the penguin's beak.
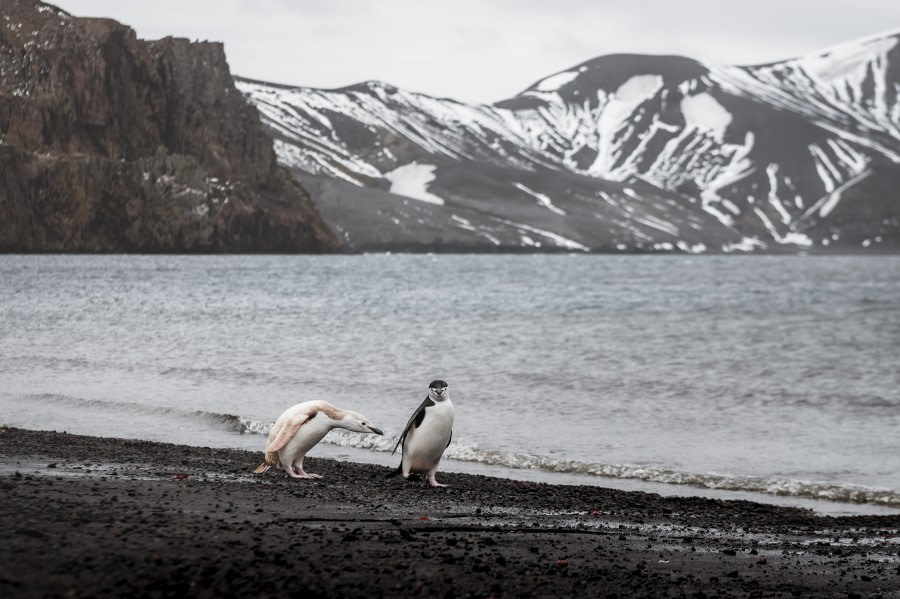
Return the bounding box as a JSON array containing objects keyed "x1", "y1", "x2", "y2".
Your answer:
[{"x1": 368, "y1": 425, "x2": 384, "y2": 435}]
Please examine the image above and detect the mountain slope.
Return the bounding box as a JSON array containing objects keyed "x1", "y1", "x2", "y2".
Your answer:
[{"x1": 238, "y1": 32, "x2": 900, "y2": 253}]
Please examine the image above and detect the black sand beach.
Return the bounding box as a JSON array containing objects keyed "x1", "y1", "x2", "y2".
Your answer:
[{"x1": 1, "y1": 427, "x2": 898, "y2": 597}]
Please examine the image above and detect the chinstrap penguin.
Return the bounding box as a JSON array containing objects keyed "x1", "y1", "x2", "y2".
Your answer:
[
  {"x1": 253, "y1": 400, "x2": 383, "y2": 479},
  {"x1": 391, "y1": 379, "x2": 454, "y2": 487}
]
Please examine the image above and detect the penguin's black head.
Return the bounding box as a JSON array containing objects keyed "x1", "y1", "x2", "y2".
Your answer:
[{"x1": 428, "y1": 380, "x2": 448, "y2": 397}]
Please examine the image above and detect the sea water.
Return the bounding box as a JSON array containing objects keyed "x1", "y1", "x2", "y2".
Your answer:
[{"x1": 1, "y1": 254, "x2": 898, "y2": 515}]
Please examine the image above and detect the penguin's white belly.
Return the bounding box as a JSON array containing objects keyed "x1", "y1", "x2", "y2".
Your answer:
[
  {"x1": 403, "y1": 401, "x2": 453, "y2": 474},
  {"x1": 279, "y1": 418, "x2": 332, "y2": 465}
]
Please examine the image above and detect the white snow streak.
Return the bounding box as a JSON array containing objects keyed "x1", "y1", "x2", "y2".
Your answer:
[
  {"x1": 753, "y1": 208, "x2": 813, "y2": 246},
  {"x1": 451, "y1": 215, "x2": 501, "y2": 245},
  {"x1": 384, "y1": 162, "x2": 445, "y2": 205},
  {"x1": 492, "y1": 218, "x2": 589, "y2": 252},
  {"x1": 809, "y1": 144, "x2": 842, "y2": 193},
  {"x1": 513, "y1": 183, "x2": 566, "y2": 215},
  {"x1": 806, "y1": 168, "x2": 874, "y2": 219},
  {"x1": 700, "y1": 131, "x2": 756, "y2": 225},
  {"x1": 827, "y1": 138, "x2": 867, "y2": 172},
  {"x1": 722, "y1": 237, "x2": 767, "y2": 253},
  {"x1": 766, "y1": 164, "x2": 792, "y2": 225},
  {"x1": 634, "y1": 215, "x2": 679, "y2": 236}
]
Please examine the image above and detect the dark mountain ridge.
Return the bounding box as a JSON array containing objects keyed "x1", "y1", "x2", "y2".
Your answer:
[{"x1": 238, "y1": 31, "x2": 900, "y2": 253}]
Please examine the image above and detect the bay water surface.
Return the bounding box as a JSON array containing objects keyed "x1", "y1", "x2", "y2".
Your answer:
[{"x1": 1, "y1": 254, "x2": 898, "y2": 515}]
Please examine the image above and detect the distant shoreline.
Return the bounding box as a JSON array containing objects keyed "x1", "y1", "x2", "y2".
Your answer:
[
  {"x1": 2, "y1": 248, "x2": 899, "y2": 255},
  {"x1": 2, "y1": 427, "x2": 898, "y2": 596}
]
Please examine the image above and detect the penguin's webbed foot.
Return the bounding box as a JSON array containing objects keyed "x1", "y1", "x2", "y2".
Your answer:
[
  {"x1": 286, "y1": 467, "x2": 322, "y2": 479},
  {"x1": 427, "y1": 475, "x2": 447, "y2": 488}
]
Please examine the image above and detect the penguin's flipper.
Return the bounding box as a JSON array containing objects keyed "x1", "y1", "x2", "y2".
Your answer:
[
  {"x1": 265, "y1": 408, "x2": 318, "y2": 453},
  {"x1": 391, "y1": 396, "x2": 435, "y2": 455},
  {"x1": 385, "y1": 464, "x2": 403, "y2": 478},
  {"x1": 253, "y1": 462, "x2": 270, "y2": 474}
]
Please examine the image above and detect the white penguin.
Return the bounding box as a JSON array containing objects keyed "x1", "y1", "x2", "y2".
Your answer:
[
  {"x1": 392, "y1": 379, "x2": 454, "y2": 487},
  {"x1": 253, "y1": 400, "x2": 383, "y2": 479}
]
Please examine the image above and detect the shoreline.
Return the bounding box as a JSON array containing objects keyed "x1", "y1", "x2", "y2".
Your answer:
[
  {"x1": 2, "y1": 427, "x2": 899, "y2": 597},
  {"x1": 3, "y1": 249, "x2": 900, "y2": 256},
  {"x1": 256, "y1": 436, "x2": 900, "y2": 518},
  {"x1": 4, "y1": 411, "x2": 896, "y2": 517},
  {"x1": 299, "y1": 441, "x2": 900, "y2": 517}
]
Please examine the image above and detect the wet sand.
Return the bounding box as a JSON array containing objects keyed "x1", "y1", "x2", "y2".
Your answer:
[{"x1": 1, "y1": 427, "x2": 898, "y2": 597}]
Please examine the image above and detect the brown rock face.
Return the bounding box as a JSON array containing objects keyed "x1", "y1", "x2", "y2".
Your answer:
[{"x1": 0, "y1": 0, "x2": 338, "y2": 252}]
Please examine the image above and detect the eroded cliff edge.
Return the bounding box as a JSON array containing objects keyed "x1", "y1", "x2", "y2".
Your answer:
[{"x1": 0, "y1": 1, "x2": 338, "y2": 252}]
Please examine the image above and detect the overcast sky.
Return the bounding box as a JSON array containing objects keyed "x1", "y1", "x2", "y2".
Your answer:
[{"x1": 51, "y1": 0, "x2": 900, "y2": 104}]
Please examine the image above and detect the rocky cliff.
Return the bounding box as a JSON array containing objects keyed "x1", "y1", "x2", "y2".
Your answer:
[{"x1": 0, "y1": 0, "x2": 338, "y2": 252}]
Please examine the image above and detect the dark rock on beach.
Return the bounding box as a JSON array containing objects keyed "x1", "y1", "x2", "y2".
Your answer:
[
  {"x1": 1, "y1": 427, "x2": 898, "y2": 597},
  {"x1": 0, "y1": 0, "x2": 337, "y2": 253}
]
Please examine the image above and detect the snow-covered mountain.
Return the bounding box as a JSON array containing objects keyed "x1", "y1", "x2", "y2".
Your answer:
[{"x1": 236, "y1": 31, "x2": 900, "y2": 253}]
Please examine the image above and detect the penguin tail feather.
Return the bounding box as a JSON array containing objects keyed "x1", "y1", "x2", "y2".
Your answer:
[
  {"x1": 253, "y1": 451, "x2": 279, "y2": 474},
  {"x1": 386, "y1": 464, "x2": 402, "y2": 479}
]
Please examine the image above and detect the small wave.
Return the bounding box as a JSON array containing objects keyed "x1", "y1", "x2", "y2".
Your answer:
[
  {"x1": 324, "y1": 430, "x2": 900, "y2": 507},
  {"x1": 198, "y1": 413, "x2": 272, "y2": 436},
  {"x1": 324, "y1": 429, "x2": 402, "y2": 452},
  {"x1": 441, "y1": 445, "x2": 900, "y2": 507},
  {"x1": 8, "y1": 393, "x2": 273, "y2": 437},
  {"x1": 230, "y1": 415, "x2": 273, "y2": 436},
  {"x1": 11, "y1": 394, "x2": 900, "y2": 507}
]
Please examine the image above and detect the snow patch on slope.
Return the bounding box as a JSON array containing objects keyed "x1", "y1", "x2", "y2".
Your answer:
[
  {"x1": 536, "y1": 70, "x2": 579, "y2": 92},
  {"x1": 681, "y1": 93, "x2": 732, "y2": 143},
  {"x1": 590, "y1": 75, "x2": 664, "y2": 177},
  {"x1": 384, "y1": 162, "x2": 445, "y2": 205}
]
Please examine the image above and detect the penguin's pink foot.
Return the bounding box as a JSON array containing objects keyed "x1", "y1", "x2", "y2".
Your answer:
[
  {"x1": 427, "y1": 475, "x2": 447, "y2": 487},
  {"x1": 286, "y1": 466, "x2": 322, "y2": 479}
]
